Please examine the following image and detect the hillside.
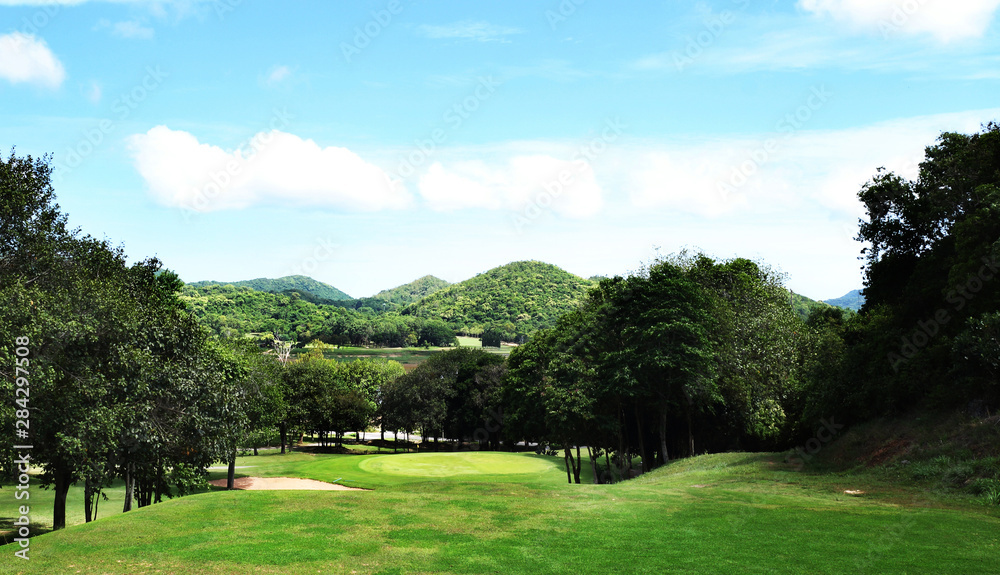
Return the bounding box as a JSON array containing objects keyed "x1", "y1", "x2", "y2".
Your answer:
[
  {"x1": 402, "y1": 260, "x2": 595, "y2": 336},
  {"x1": 179, "y1": 283, "x2": 336, "y2": 340},
  {"x1": 187, "y1": 275, "x2": 352, "y2": 302},
  {"x1": 788, "y1": 291, "x2": 830, "y2": 320},
  {"x1": 823, "y1": 289, "x2": 865, "y2": 311},
  {"x1": 373, "y1": 275, "x2": 451, "y2": 306}
]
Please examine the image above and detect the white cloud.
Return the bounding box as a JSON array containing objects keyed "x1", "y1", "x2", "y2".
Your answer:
[
  {"x1": 799, "y1": 0, "x2": 1000, "y2": 42},
  {"x1": 112, "y1": 20, "x2": 154, "y2": 39},
  {"x1": 418, "y1": 20, "x2": 524, "y2": 42},
  {"x1": 417, "y1": 154, "x2": 604, "y2": 218},
  {"x1": 615, "y1": 109, "x2": 1000, "y2": 219},
  {"x1": 94, "y1": 18, "x2": 155, "y2": 39},
  {"x1": 0, "y1": 32, "x2": 65, "y2": 88},
  {"x1": 128, "y1": 126, "x2": 412, "y2": 213},
  {"x1": 264, "y1": 65, "x2": 291, "y2": 86}
]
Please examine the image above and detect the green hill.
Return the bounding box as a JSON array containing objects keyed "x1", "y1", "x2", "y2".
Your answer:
[
  {"x1": 187, "y1": 275, "x2": 352, "y2": 302},
  {"x1": 372, "y1": 275, "x2": 451, "y2": 306},
  {"x1": 402, "y1": 260, "x2": 595, "y2": 336},
  {"x1": 179, "y1": 283, "x2": 337, "y2": 341},
  {"x1": 823, "y1": 289, "x2": 864, "y2": 311},
  {"x1": 788, "y1": 291, "x2": 830, "y2": 320}
]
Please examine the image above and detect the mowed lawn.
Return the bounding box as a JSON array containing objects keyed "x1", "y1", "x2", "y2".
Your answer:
[{"x1": 2, "y1": 451, "x2": 999, "y2": 574}]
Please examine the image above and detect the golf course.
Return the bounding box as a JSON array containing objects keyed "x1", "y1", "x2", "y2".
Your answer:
[{"x1": 3, "y1": 449, "x2": 998, "y2": 574}]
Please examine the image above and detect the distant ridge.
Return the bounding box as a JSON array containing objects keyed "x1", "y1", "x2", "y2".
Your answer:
[
  {"x1": 823, "y1": 289, "x2": 864, "y2": 311},
  {"x1": 187, "y1": 275, "x2": 352, "y2": 302}
]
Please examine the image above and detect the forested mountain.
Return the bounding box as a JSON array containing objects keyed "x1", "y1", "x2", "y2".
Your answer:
[
  {"x1": 180, "y1": 284, "x2": 332, "y2": 340},
  {"x1": 788, "y1": 291, "x2": 831, "y2": 320},
  {"x1": 179, "y1": 283, "x2": 457, "y2": 347},
  {"x1": 373, "y1": 275, "x2": 451, "y2": 306},
  {"x1": 823, "y1": 289, "x2": 864, "y2": 311},
  {"x1": 402, "y1": 260, "x2": 595, "y2": 337},
  {"x1": 181, "y1": 262, "x2": 596, "y2": 343},
  {"x1": 188, "y1": 275, "x2": 352, "y2": 302}
]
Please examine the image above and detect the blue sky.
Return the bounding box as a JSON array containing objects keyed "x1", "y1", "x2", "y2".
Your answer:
[{"x1": 2, "y1": 0, "x2": 999, "y2": 299}]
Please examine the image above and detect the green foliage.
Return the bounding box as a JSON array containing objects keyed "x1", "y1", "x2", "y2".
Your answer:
[
  {"x1": 179, "y1": 283, "x2": 454, "y2": 349},
  {"x1": 188, "y1": 275, "x2": 352, "y2": 302},
  {"x1": 283, "y1": 352, "x2": 404, "y2": 445},
  {"x1": 788, "y1": 291, "x2": 831, "y2": 320},
  {"x1": 837, "y1": 122, "x2": 1000, "y2": 416},
  {"x1": 480, "y1": 327, "x2": 502, "y2": 348},
  {"x1": 380, "y1": 348, "x2": 505, "y2": 447},
  {"x1": 503, "y1": 253, "x2": 816, "y2": 482},
  {"x1": 373, "y1": 274, "x2": 451, "y2": 306},
  {"x1": 0, "y1": 151, "x2": 285, "y2": 527},
  {"x1": 402, "y1": 260, "x2": 595, "y2": 336}
]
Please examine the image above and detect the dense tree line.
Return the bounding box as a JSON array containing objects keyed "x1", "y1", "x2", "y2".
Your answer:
[
  {"x1": 380, "y1": 348, "x2": 506, "y2": 449},
  {"x1": 501, "y1": 255, "x2": 814, "y2": 482},
  {"x1": 282, "y1": 352, "x2": 404, "y2": 448}
]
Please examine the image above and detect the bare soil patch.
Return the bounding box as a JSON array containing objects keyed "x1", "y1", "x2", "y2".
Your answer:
[{"x1": 209, "y1": 476, "x2": 364, "y2": 490}]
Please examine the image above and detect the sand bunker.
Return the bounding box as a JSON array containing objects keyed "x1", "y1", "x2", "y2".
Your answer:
[{"x1": 209, "y1": 476, "x2": 363, "y2": 491}]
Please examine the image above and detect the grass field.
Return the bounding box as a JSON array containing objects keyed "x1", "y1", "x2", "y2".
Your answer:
[
  {"x1": 316, "y1": 340, "x2": 513, "y2": 369},
  {"x1": 456, "y1": 336, "x2": 514, "y2": 355},
  {"x1": 3, "y1": 450, "x2": 999, "y2": 574}
]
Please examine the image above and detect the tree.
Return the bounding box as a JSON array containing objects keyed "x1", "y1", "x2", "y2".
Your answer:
[
  {"x1": 848, "y1": 122, "x2": 1000, "y2": 414},
  {"x1": 381, "y1": 348, "x2": 505, "y2": 448},
  {"x1": 0, "y1": 151, "x2": 262, "y2": 527}
]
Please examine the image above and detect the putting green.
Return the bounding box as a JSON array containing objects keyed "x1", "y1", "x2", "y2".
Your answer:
[{"x1": 359, "y1": 451, "x2": 556, "y2": 477}]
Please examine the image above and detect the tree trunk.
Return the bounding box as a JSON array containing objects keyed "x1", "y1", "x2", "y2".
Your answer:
[
  {"x1": 687, "y1": 407, "x2": 695, "y2": 457},
  {"x1": 93, "y1": 488, "x2": 101, "y2": 521},
  {"x1": 587, "y1": 446, "x2": 600, "y2": 484},
  {"x1": 84, "y1": 478, "x2": 94, "y2": 523},
  {"x1": 53, "y1": 469, "x2": 71, "y2": 530},
  {"x1": 227, "y1": 453, "x2": 236, "y2": 490},
  {"x1": 122, "y1": 463, "x2": 134, "y2": 513},
  {"x1": 635, "y1": 403, "x2": 648, "y2": 473},
  {"x1": 563, "y1": 444, "x2": 573, "y2": 484},
  {"x1": 573, "y1": 445, "x2": 582, "y2": 484},
  {"x1": 659, "y1": 410, "x2": 670, "y2": 465},
  {"x1": 280, "y1": 422, "x2": 288, "y2": 454}
]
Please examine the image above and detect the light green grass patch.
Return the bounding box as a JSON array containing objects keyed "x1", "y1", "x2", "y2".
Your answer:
[{"x1": 358, "y1": 452, "x2": 557, "y2": 477}]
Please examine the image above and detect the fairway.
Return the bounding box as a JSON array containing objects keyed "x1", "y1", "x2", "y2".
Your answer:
[
  {"x1": 358, "y1": 451, "x2": 557, "y2": 477},
  {"x1": 5, "y1": 451, "x2": 1000, "y2": 574}
]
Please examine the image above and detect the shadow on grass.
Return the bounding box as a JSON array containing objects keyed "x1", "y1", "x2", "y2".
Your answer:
[{"x1": 0, "y1": 517, "x2": 53, "y2": 546}]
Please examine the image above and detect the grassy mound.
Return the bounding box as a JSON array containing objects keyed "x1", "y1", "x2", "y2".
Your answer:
[{"x1": 806, "y1": 410, "x2": 1000, "y2": 506}]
